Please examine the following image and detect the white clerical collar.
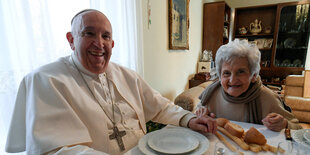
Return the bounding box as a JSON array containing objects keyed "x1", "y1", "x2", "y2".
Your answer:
[{"x1": 71, "y1": 52, "x2": 106, "y2": 78}]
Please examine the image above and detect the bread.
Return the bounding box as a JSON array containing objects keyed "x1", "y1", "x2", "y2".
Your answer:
[
  {"x1": 224, "y1": 122, "x2": 244, "y2": 138},
  {"x1": 215, "y1": 132, "x2": 239, "y2": 153},
  {"x1": 244, "y1": 127, "x2": 267, "y2": 145},
  {"x1": 249, "y1": 144, "x2": 262, "y2": 153},
  {"x1": 216, "y1": 118, "x2": 230, "y2": 127},
  {"x1": 217, "y1": 126, "x2": 249, "y2": 151},
  {"x1": 261, "y1": 144, "x2": 268, "y2": 151}
]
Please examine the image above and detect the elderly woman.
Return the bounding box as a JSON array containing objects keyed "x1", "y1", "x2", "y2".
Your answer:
[{"x1": 196, "y1": 39, "x2": 301, "y2": 131}]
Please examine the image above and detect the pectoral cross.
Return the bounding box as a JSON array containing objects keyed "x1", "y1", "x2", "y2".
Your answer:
[{"x1": 109, "y1": 126, "x2": 126, "y2": 151}]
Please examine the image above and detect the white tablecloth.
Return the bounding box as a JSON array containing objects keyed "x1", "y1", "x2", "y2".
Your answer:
[{"x1": 124, "y1": 121, "x2": 289, "y2": 155}]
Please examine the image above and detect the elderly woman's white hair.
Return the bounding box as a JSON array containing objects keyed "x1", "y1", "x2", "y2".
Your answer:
[{"x1": 215, "y1": 39, "x2": 261, "y2": 79}]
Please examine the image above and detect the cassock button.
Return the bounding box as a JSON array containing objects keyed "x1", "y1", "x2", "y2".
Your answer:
[{"x1": 122, "y1": 112, "x2": 125, "y2": 115}]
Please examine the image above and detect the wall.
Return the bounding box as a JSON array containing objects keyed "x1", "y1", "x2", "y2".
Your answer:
[
  {"x1": 142, "y1": 0, "x2": 203, "y2": 101},
  {"x1": 306, "y1": 39, "x2": 310, "y2": 70},
  {"x1": 142, "y1": 0, "x2": 309, "y2": 101}
]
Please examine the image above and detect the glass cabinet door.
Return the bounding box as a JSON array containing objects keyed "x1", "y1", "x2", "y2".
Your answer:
[{"x1": 275, "y1": 4, "x2": 310, "y2": 68}]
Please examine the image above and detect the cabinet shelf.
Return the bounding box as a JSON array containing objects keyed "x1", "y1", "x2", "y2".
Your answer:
[
  {"x1": 235, "y1": 33, "x2": 274, "y2": 37},
  {"x1": 262, "y1": 82, "x2": 283, "y2": 86},
  {"x1": 260, "y1": 48, "x2": 272, "y2": 51},
  {"x1": 261, "y1": 66, "x2": 305, "y2": 70},
  {"x1": 277, "y1": 47, "x2": 308, "y2": 50},
  {"x1": 260, "y1": 67, "x2": 270, "y2": 70},
  {"x1": 278, "y1": 32, "x2": 302, "y2": 35}
]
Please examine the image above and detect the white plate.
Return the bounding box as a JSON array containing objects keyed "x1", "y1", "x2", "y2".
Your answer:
[
  {"x1": 147, "y1": 129, "x2": 199, "y2": 154},
  {"x1": 303, "y1": 130, "x2": 310, "y2": 143},
  {"x1": 284, "y1": 38, "x2": 296, "y2": 48},
  {"x1": 292, "y1": 129, "x2": 310, "y2": 148},
  {"x1": 138, "y1": 128, "x2": 209, "y2": 155}
]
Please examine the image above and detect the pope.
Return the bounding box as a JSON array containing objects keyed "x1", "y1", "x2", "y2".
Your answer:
[{"x1": 5, "y1": 9, "x2": 216, "y2": 155}]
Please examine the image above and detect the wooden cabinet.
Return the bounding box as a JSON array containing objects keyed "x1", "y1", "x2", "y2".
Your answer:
[
  {"x1": 202, "y1": 1, "x2": 230, "y2": 60},
  {"x1": 274, "y1": 2, "x2": 309, "y2": 69},
  {"x1": 232, "y1": 1, "x2": 310, "y2": 85},
  {"x1": 234, "y1": 5, "x2": 277, "y2": 67}
]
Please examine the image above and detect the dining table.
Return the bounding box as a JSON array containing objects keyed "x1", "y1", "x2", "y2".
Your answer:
[{"x1": 124, "y1": 120, "x2": 299, "y2": 155}]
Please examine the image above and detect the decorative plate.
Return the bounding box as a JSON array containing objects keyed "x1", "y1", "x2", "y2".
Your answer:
[
  {"x1": 284, "y1": 38, "x2": 296, "y2": 48},
  {"x1": 282, "y1": 59, "x2": 291, "y2": 64},
  {"x1": 138, "y1": 127, "x2": 209, "y2": 155},
  {"x1": 147, "y1": 129, "x2": 199, "y2": 154},
  {"x1": 293, "y1": 59, "x2": 302, "y2": 65},
  {"x1": 254, "y1": 38, "x2": 265, "y2": 49}
]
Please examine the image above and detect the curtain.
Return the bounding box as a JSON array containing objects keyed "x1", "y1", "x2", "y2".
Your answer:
[{"x1": 0, "y1": 0, "x2": 143, "y2": 154}]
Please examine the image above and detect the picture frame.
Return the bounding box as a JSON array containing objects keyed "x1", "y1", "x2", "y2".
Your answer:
[
  {"x1": 198, "y1": 62, "x2": 212, "y2": 73},
  {"x1": 254, "y1": 38, "x2": 265, "y2": 49},
  {"x1": 223, "y1": 26, "x2": 228, "y2": 38},
  {"x1": 248, "y1": 40, "x2": 257, "y2": 46},
  {"x1": 168, "y1": 0, "x2": 189, "y2": 50},
  {"x1": 263, "y1": 38, "x2": 273, "y2": 48}
]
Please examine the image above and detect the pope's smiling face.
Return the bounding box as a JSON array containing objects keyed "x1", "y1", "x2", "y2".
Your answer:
[
  {"x1": 67, "y1": 11, "x2": 114, "y2": 74},
  {"x1": 220, "y1": 57, "x2": 256, "y2": 97}
]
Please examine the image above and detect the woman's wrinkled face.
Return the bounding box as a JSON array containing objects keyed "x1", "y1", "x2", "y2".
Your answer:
[{"x1": 220, "y1": 57, "x2": 256, "y2": 97}]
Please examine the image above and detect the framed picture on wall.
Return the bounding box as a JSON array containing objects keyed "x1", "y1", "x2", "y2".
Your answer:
[{"x1": 168, "y1": 0, "x2": 189, "y2": 50}]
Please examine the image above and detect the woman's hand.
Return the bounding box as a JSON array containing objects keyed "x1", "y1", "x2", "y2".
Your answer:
[
  {"x1": 195, "y1": 106, "x2": 216, "y2": 118},
  {"x1": 262, "y1": 113, "x2": 288, "y2": 131},
  {"x1": 188, "y1": 115, "x2": 217, "y2": 134}
]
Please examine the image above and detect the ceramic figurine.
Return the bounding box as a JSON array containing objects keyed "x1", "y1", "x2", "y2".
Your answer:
[
  {"x1": 264, "y1": 26, "x2": 272, "y2": 34},
  {"x1": 238, "y1": 26, "x2": 247, "y2": 35},
  {"x1": 249, "y1": 19, "x2": 262, "y2": 35},
  {"x1": 201, "y1": 50, "x2": 213, "y2": 62}
]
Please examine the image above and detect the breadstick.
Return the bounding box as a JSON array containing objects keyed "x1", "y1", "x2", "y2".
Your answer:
[
  {"x1": 266, "y1": 144, "x2": 284, "y2": 153},
  {"x1": 261, "y1": 144, "x2": 268, "y2": 151},
  {"x1": 215, "y1": 132, "x2": 238, "y2": 152},
  {"x1": 215, "y1": 132, "x2": 244, "y2": 155},
  {"x1": 249, "y1": 143, "x2": 262, "y2": 153},
  {"x1": 217, "y1": 126, "x2": 249, "y2": 150}
]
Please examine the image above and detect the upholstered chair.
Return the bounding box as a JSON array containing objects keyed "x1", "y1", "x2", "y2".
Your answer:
[
  {"x1": 174, "y1": 81, "x2": 213, "y2": 112},
  {"x1": 284, "y1": 74, "x2": 310, "y2": 123}
]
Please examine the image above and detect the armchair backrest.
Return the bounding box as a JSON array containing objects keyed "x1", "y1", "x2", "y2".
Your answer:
[
  {"x1": 304, "y1": 70, "x2": 310, "y2": 98},
  {"x1": 284, "y1": 75, "x2": 304, "y2": 97}
]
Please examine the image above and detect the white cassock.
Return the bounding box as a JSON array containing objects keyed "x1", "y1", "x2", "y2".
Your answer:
[{"x1": 5, "y1": 53, "x2": 195, "y2": 155}]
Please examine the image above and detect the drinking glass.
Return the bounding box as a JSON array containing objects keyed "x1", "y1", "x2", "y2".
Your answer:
[
  {"x1": 298, "y1": 143, "x2": 310, "y2": 155},
  {"x1": 277, "y1": 141, "x2": 299, "y2": 155},
  {"x1": 214, "y1": 142, "x2": 239, "y2": 155}
]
